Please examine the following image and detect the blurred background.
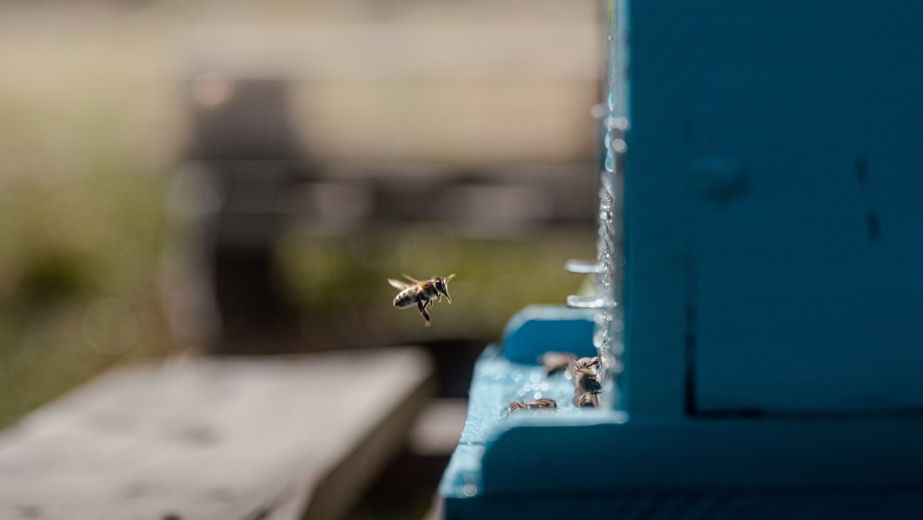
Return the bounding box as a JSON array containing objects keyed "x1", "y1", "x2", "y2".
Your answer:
[{"x1": 0, "y1": 0, "x2": 600, "y2": 516}]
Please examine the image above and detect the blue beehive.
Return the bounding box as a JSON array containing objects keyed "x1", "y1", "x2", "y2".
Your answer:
[{"x1": 440, "y1": 1, "x2": 923, "y2": 517}]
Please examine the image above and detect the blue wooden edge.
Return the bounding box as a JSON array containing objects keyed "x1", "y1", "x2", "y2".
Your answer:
[
  {"x1": 438, "y1": 344, "x2": 624, "y2": 506},
  {"x1": 441, "y1": 336, "x2": 923, "y2": 518},
  {"x1": 501, "y1": 305, "x2": 597, "y2": 364}
]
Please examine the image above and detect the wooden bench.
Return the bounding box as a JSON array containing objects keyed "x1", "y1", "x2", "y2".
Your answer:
[{"x1": 0, "y1": 348, "x2": 433, "y2": 520}]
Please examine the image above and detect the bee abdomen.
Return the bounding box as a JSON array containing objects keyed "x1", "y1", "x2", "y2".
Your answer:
[
  {"x1": 576, "y1": 374, "x2": 602, "y2": 394},
  {"x1": 573, "y1": 392, "x2": 600, "y2": 408},
  {"x1": 393, "y1": 289, "x2": 418, "y2": 308}
]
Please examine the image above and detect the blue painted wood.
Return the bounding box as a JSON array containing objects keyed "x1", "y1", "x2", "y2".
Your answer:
[
  {"x1": 684, "y1": 1, "x2": 923, "y2": 414},
  {"x1": 482, "y1": 418, "x2": 923, "y2": 493},
  {"x1": 443, "y1": 350, "x2": 923, "y2": 518},
  {"x1": 625, "y1": 0, "x2": 923, "y2": 415},
  {"x1": 501, "y1": 306, "x2": 597, "y2": 364},
  {"x1": 439, "y1": 346, "x2": 624, "y2": 504},
  {"x1": 446, "y1": 489, "x2": 923, "y2": 520}
]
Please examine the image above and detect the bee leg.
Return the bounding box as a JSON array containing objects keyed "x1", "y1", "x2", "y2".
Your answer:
[{"x1": 417, "y1": 300, "x2": 432, "y2": 326}]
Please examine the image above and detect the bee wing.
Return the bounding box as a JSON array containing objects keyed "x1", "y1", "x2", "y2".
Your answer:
[
  {"x1": 388, "y1": 279, "x2": 411, "y2": 290},
  {"x1": 402, "y1": 274, "x2": 421, "y2": 283}
]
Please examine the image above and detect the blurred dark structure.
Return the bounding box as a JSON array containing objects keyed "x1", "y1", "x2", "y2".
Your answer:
[
  {"x1": 189, "y1": 75, "x2": 306, "y2": 354},
  {"x1": 193, "y1": 78, "x2": 295, "y2": 161},
  {"x1": 405, "y1": 339, "x2": 485, "y2": 399}
]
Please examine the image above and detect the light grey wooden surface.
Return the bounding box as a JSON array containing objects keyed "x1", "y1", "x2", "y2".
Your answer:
[{"x1": 0, "y1": 348, "x2": 433, "y2": 520}]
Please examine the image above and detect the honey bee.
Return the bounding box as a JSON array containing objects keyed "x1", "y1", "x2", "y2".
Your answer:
[
  {"x1": 388, "y1": 274, "x2": 455, "y2": 327},
  {"x1": 572, "y1": 391, "x2": 600, "y2": 408},
  {"x1": 507, "y1": 398, "x2": 557, "y2": 417},
  {"x1": 568, "y1": 356, "x2": 602, "y2": 394}
]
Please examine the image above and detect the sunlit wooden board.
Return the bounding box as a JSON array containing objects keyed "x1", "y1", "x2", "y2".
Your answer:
[{"x1": 0, "y1": 348, "x2": 433, "y2": 520}]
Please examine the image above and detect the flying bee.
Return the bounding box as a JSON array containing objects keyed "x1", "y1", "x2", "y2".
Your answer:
[
  {"x1": 506, "y1": 398, "x2": 557, "y2": 417},
  {"x1": 388, "y1": 274, "x2": 455, "y2": 327},
  {"x1": 568, "y1": 356, "x2": 602, "y2": 394}
]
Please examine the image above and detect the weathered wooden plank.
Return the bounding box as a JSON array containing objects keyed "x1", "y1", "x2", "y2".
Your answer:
[{"x1": 0, "y1": 348, "x2": 433, "y2": 520}]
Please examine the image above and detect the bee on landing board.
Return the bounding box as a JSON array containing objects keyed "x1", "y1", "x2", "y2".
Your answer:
[
  {"x1": 573, "y1": 391, "x2": 600, "y2": 408},
  {"x1": 388, "y1": 274, "x2": 455, "y2": 326},
  {"x1": 507, "y1": 398, "x2": 557, "y2": 417},
  {"x1": 568, "y1": 356, "x2": 602, "y2": 394}
]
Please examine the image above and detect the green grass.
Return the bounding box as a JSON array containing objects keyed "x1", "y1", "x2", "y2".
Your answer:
[
  {"x1": 0, "y1": 172, "x2": 173, "y2": 429},
  {"x1": 0, "y1": 18, "x2": 179, "y2": 428}
]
